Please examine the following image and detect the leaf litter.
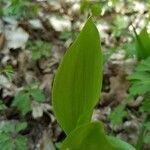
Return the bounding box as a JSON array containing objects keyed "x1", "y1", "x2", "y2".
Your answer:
[{"x1": 0, "y1": 0, "x2": 150, "y2": 149}]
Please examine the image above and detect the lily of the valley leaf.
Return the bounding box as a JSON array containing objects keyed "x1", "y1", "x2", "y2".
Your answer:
[{"x1": 52, "y1": 17, "x2": 103, "y2": 134}]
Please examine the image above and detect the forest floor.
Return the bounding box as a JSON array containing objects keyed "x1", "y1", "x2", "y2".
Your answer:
[{"x1": 0, "y1": 0, "x2": 150, "y2": 149}]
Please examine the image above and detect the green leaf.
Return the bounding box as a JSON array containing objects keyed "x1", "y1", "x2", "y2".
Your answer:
[
  {"x1": 27, "y1": 40, "x2": 51, "y2": 60},
  {"x1": 122, "y1": 42, "x2": 136, "y2": 58},
  {"x1": 15, "y1": 122, "x2": 27, "y2": 132},
  {"x1": 128, "y1": 77, "x2": 150, "y2": 96},
  {"x1": 112, "y1": 15, "x2": 129, "y2": 37},
  {"x1": 0, "y1": 122, "x2": 15, "y2": 133},
  {"x1": 144, "y1": 121, "x2": 150, "y2": 131},
  {"x1": 115, "y1": 15, "x2": 129, "y2": 30},
  {"x1": 135, "y1": 27, "x2": 150, "y2": 60},
  {"x1": 59, "y1": 31, "x2": 72, "y2": 40},
  {"x1": 0, "y1": 137, "x2": 14, "y2": 150},
  {"x1": 2, "y1": 65, "x2": 14, "y2": 80},
  {"x1": 30, "y1": 88, "x2": 45, "y2": 102},
  {"x1": 109, "y1": 102, "x2": 127, "y2": 126},
  {"x1": 12, "y1": 92, "x2": 31, "y2": 115},
  {"x1": 52, "y1": 17, "x2": 103, "y2": 134},
  {"x1": 0, "y1": 121, "x2": 28, "y2": 150},
  {"x1": 91, "y1": 3, "x2": 101, "y2": 16},
  {"x1": 15, "y1": 136, "x2": 28, "y2": 150},
  {"x1": 107, "y1": 136, "x2": 136, "y2": 150},
  {"x1": 143, "y1": 132, "x2": 150, "y2": 144},
  {"x1": 0, "y1": 134, "x2": 11, "y2": 144},
  {"x1": 144, "y1": 121, "x2": 150, "y2": 132},
  {"x1": 2, "y1": 0, "x2": 38, "y2": 19},
  {"x1": 0, "y1": 101, "x2": 7, "y2": 112},
  {"x1": 61, "y1": 122, "x2": 115, "y2": 150},
  {"x1": 140, "y1": 97, "x2": 150, "y2": 113},
  {"x1": 12, "y1": 83, "x2": 45, "y2": 115},
  {"x1": 31, "y1": 50, "x2": 42, "y2": 60},
  {"x1": 103, "y1": 47, "x2": 116, "y2": 64},
  {"x1": 0, "y1": 122, "x2": 27, "y2": 133},
  {"x1": 127, "y1": 57, "x2": 150, "y2": 96},
  {"x1": 80, "y1": 0, "x2": 89, "y2": 13}
]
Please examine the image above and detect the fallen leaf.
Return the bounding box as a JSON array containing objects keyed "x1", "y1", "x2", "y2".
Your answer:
[{"x1": 5, "y1": 27, "x2": 29, "y2": 49}]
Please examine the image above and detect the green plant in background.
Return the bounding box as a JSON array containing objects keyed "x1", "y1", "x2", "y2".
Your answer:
[
  {"x1": 52, "y1": 17, "x2": 135, "y2": 150},
  {"x1": 0, "y1": 100, "x2": 7, "y2": 112},
  {"x1": 134, "y1": 27, "x2": 150, "y2": 60},
  {"x1": 27, "y1": 40, "x2": 52, "y2": 60},
  {"x1": 0, "y1": 65, "x2": 14, "y2": 81},
  {"x1": 128, "y1": 57, "x2": 150, "y2": 96},
  {"x1": 112, "y1": 15, "x2": 129, "y2": 37},
  {"x1": 103, "y1": 47, "x2": 117, "y2": 64},
  {"x1": 127, "y1": 27, "x2": 150, "y2": 149},
  {"x1": 109, "y1": 100, "x2": 128, "y2": 126},
  {"x1": 122, "y1": 42, "x2": 136, "y2": 58},
  {"x1": 80, "y1": 0, "x2": 101, "y2": 16},
  {"x1": 0, "y1": 121, "x2": 28, "y2": 150},
  {"x1": 128, "y1": 57, "x2": 150, "y2": 150},
  {"x1": 59, "y1": 31, "x2": 73, "y2": 41},
  {"x1": 109, "y1": 25, "x2": 150, "y2": 150},
  {"x1": 12, "y1": 83, "x2": 45, "y2": 115},
  {"x1": 1, "y1": 0, "x2": 38, "y2": 19}
]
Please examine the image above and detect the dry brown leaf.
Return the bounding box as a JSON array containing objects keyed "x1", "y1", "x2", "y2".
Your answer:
[
  {"x1": 38, "y1": 130, "x2": 55, "y2": 150},
  {"x1": 0, "y1": 34, "x2": 5, "y2": 50}
]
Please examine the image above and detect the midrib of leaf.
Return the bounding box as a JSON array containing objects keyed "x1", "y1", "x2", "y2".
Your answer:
[
  {"x1": 70, "y1": 48, "x2": 82, "y2": 126},
  {"x1": 72, "y1": 48, "x2": 86, "y2": 123}
]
